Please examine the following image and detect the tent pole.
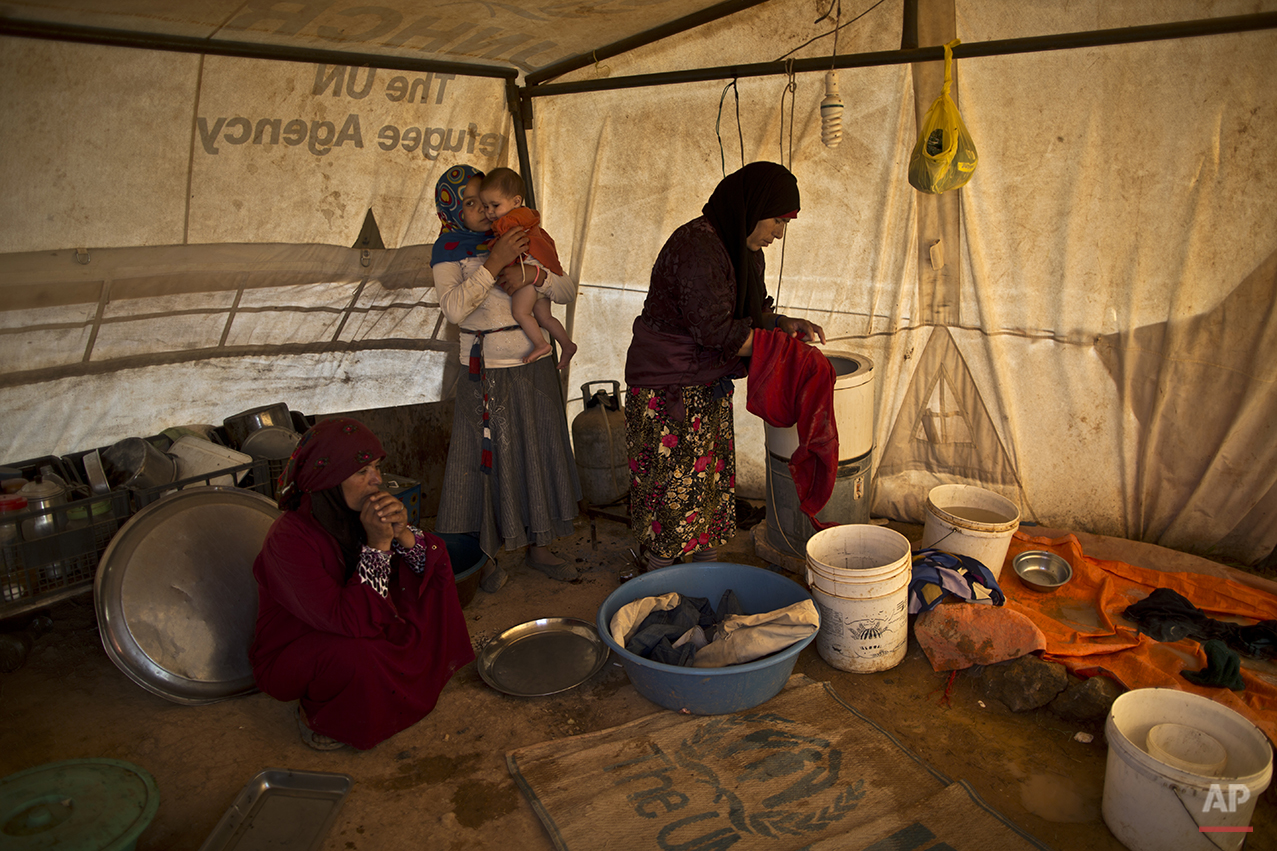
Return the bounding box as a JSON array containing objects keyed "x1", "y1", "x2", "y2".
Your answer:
[
  {"x1": 525, "y1": 11, "x2": 1277, "y2": 97},
  {"x1": 506, "y1": 80, "x2": 537, "y2": 211},
  {"x1": 0, "y1": 17, "x2": 517, "y2": 80},
  {"x1": 525, "y1": 0, "x2": 773, "y2": 86}
]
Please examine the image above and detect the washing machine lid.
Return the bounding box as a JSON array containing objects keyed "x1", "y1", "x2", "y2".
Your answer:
[{"x1": 94, "y1": 486, "x2": 279, "y2": 705}]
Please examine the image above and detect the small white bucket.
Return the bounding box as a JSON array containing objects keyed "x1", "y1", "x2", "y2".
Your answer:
[
  {"x1": 805, "y1": 524, "x2": 911, "y2": 673},
  {"x1": 919, "y1": 484, "x2": 1020, "y2": 579},
  {"x1": 1103, "y1": 688, "x2": 1273, "y2": 851}
]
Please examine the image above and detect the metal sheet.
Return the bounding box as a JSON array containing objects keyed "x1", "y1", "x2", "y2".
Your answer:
[
  {"x1": 198, "y1": 769, "x2": 352, "y2": 851},
  {"x1": 94, "y1": 486, "x2": 280, "y2": 705},
  {"x1": 477, "y1": 617, "x2": 609, "y2": 697}
]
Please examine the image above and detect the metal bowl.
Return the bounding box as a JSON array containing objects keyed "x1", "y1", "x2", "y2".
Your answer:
[
  {"x1": 1013, "y1": 550, "x2": 1073, "y2": 591},
  {"x1": 222, "y1": 403, "x2": 292, "y2": 450}
]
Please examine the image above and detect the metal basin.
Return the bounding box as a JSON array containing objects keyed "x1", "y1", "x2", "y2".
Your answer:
[{"x1": 1013, "y1": 550, "x2": 1073, "y2": 591}]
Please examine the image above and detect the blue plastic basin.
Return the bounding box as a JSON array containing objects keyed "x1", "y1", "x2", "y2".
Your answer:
[
  {"x1": 435, "y1": 532, "x2": 488, "y2": 607},
  {"x1": 596, "y1": 562, "x2": 817, "y2": 715}
]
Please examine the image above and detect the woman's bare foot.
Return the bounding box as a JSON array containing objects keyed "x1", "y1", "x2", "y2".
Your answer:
[
  {"x1": 523, "y1": 341, "x2": 553, "y2": 364},
  {"x1": 526, "y1": 545, "x2": 577, "y2": 581},
  {"x1": 556, "y1": 340, "x2": 578, "y2": 370}
]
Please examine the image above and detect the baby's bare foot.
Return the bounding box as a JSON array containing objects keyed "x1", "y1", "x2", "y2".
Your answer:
[
  {"x1": 556, "y1": 340, "x2": 578, "y2": 370},
  {"x1": 524, "y1": 341, "x2": 553, "y2": 364}
]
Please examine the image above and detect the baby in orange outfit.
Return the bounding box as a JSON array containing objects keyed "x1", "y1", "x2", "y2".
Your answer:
[{"x1": 479, "y1": 168, "x2": 576, "y2": 368}]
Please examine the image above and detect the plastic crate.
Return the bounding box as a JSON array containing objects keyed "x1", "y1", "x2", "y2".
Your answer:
[
  {"x1": 1, "y1": 488, "x2": 131, "y2": 620},
  {"x1": 131, "y1": 458, "x2": 274, "y2": 511},
  {"x1": 2, "y1": 455, "x2": 86, "y2": 499},
  {"x1": 385, "y1": 474, "x2": 421, "y2": 528}
]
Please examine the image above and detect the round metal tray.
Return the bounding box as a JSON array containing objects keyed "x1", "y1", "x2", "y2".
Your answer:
[
  {"x1": 241, "y1": 425, "x2": 301, "y2": 460},
  {"x1": 477, "y1": 617, "x2": 609, "y2": 697},
  {"x1": 94, "y1": 486, "x2": 280, "y2": 705}
]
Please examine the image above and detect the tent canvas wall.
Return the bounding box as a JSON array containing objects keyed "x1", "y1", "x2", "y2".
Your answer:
[{"x1": 2, "y1": 0, "x2": 1275, "y2": 565}]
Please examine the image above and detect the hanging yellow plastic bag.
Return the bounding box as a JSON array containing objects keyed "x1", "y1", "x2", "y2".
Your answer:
[{"x1": 908, "y1": 39, "x2": 978, "y2": 194}]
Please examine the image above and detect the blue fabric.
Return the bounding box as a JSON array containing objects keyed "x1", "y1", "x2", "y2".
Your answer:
[
  {"x1": 626, "y1": 589, "x2": 745, "y2": 667},
  {"x1": 908, "y1": 548, "x2": 1005, "y2": 614}
]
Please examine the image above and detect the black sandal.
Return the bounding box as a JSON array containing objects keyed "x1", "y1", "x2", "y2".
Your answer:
[{"x1": 296, "y1": 705, "x2": 346, "y2": 751}]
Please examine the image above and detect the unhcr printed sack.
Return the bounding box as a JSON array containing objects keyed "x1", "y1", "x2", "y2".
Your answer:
[{"x1": 909, "y1": 40, "x2": 978, "y2": 194}]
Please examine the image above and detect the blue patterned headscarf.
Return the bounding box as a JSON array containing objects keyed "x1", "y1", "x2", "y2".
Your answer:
[{"x1": 430, "y1": 165, "x2": 492, "y2": 266}]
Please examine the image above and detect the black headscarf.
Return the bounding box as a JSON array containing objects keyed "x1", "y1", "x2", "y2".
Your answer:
[{"x1": 702, "y1": 162, "x2": 800, "y2": 328}]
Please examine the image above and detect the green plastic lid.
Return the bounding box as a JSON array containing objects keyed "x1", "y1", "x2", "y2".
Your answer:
[
  {"x1": 66, "y1": 500, "x2": 114, "y2": 522},
  {"x1": 0, "y1": 759, "x2": 159, "y2": 850}
]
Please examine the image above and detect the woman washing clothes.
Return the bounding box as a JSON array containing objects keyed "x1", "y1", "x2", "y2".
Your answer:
[
  {"x1": 249, "y1": 417, "x2": 473, "y2": 751},
  {"x1": 431, "y1": 165, "x2": 582, "y2": 587},
  {"x1": 625, "y1": 162, "x2": 825, "y2": 573}
]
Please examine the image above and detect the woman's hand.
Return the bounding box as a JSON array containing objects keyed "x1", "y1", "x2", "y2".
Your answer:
[
  {"x1": 777, "y1": 315, "x2": 827, "y2": 345},
  {"x1": 359, "y1": 490, "x2": 412, "y2": 551},
  {"x1": 496, "y1": 263, "x2": 539, "y2": 296},
  {"x1": 483, "y1": 227, "x2": 530, "y2": 277}
]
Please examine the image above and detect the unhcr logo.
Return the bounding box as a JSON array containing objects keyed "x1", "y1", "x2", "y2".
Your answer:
[{"x1": 1199, "y1": 783, "x2": 1254, "y2": 834}]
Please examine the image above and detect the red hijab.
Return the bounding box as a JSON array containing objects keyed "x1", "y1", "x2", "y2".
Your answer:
[{"x1": 276, "y1": 417, "x2": 386, "y2": 511}]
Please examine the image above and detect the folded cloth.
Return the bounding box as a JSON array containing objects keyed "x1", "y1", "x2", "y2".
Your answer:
[
  {"x1": 745, "y1": 328, "x2": 837, "y2": 529},
  {"x1": 908, "y1": 548, "x2": 1005, "y2": 614},
  {"x1": 1182, "y1": 638, "x2": 1246, "y2": 691},
  {"x1": 691, "y1": 599, "x2": 820, "y2": 668}
]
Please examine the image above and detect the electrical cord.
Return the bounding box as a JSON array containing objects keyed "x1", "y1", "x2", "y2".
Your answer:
[
  {"x1": 716, "y1": 79, "x2": 744, "y2": 178},
  {"x1": 775, "y1": 0, "x2": 890, "y2": 63}
]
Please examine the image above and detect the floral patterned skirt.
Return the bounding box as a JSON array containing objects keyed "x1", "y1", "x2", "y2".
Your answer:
[{"x1": 626, "y1": 382, "x2": 737, "y2": 559}]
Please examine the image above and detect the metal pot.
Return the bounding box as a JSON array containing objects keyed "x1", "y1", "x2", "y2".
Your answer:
[
  {"x1": 102, "y1": 438, "x2": 178, "y2": 491},
  {"x1": 223, "y1": 403, "x2": 292, "y2": 450},
  {"x1": 18, "y1": 479, "x2": 66, "y2": 539}
]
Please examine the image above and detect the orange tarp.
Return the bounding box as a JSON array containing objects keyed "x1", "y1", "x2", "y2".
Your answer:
[{"x1": 1000, "y1": 530, "x2": 1277, "y2": 743}]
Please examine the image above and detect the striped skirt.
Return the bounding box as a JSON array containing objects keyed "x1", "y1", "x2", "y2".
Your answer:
[{"x1": 436, "y1": 357, "x2": 581, "y2": 560}]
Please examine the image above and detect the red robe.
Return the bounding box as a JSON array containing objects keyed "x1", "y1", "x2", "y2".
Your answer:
[
  {"x1": 746, "y1": 328, "x2": 839, "y2": 530},
  {"x1": 249, "y1": 498, "x2": 474, "y2": 750}
]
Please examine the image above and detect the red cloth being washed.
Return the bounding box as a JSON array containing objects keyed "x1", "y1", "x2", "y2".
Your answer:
[
  {"x1": 490, "y1": 207, "x2": 563, "y2": 276},
  {"x1": 250, "y1": 499, "x2": 474, "y2": 750},
  {"x1": 745, "y1": 328, "x2": 838, "y2": 529}
]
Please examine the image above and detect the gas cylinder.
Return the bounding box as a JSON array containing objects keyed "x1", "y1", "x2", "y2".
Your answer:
[{"x1": 572, "y1": 381, "x2": 628, "y2": 507}]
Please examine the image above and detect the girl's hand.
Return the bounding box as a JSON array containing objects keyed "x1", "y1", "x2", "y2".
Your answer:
[
  {"x1": 484, "y1": 227, "x2": 530, "y2": 274},
  {"x1": 497, "y1": 263, "x2": 539, "y2": 296}
]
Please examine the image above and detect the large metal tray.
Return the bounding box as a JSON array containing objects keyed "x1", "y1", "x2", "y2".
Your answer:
[
  {"x1": 198, "y1": 769, "x2": 352, "y2": 851},
  {"x1": 477, "y1": 617, "x2": 609, "y2": 697},
  {"x1": 94, "y1": 486, "x2": 280, "y2": 704}
]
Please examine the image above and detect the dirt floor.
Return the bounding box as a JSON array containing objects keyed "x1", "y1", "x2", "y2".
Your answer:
[{"x1": 2, "y1": 510, "x2": 1275, "y2": 850}]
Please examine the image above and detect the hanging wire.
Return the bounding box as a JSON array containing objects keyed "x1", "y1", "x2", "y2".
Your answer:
[
  {"x1": 778, "y1": 59, "x2": 797, "y2": 170},
  {"x1": 831, "y1": 0, "x2": 841, "y2": 68},
  {"x1": 716, "y1": 79, "x2": 744, "y2": 177},
  {"x1": 774, "y1": 60, "x2": 797, "y2": 306},
  {"x1": 775, "y1": 0, "x2": 888, "y2": 62}
]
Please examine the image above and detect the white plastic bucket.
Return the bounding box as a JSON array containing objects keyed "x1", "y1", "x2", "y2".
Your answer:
[
  {"x1": 919, "y1": 484, "x2": 1020, "y2": 579},
  {"x1": 764, "y1": 352, "x2": 874, "y2": 462},
  {"x1": 1102, "y1": 688, "x2": 1273, "y2": 851},
  {"x1": 805, "y1": 524, "x2": 911, "y2": 673}
]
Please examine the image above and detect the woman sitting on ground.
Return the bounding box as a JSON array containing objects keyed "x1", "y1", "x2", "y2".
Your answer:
[{"x1": 249, "y1": 417, "x2": 474, "y2": 750}]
